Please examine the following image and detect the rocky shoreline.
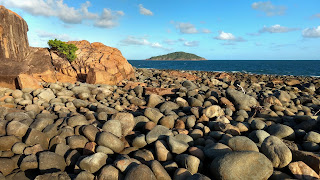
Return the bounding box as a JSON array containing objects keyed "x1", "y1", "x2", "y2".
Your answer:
[{"x1": 1, "y1": 68, "x2": 320, "y2": 179}]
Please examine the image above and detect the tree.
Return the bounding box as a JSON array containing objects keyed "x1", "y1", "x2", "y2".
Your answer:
[{"x1": 48, "y1": 39, "x2": 78, "y2": 62}]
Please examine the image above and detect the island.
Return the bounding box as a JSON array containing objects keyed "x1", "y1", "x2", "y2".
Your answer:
[{"x1": 147, "y1": 51, "x2": 207, "y2": 60}]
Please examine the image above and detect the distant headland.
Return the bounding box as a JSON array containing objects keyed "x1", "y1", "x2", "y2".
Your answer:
[{"x1": 147, "y1": 52, "x2": 207, "y2": 61}]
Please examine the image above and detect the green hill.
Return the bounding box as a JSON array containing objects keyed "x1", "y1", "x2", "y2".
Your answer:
[{"x1": 147, "y1": 52, "x2": 207, "y2": 60}]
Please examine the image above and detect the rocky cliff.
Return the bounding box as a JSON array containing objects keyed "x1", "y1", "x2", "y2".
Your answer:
[{"x1": 0, "y1": 6, "x2": 135, "y2": 89}]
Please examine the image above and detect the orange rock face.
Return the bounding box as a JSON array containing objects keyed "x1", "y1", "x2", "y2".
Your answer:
[
  {"x1": 51, "y1": 40, "x2": 135, "y2": 85},
  {"x1": 17, "y1": 74, "x2": 42, "y2": 89}
]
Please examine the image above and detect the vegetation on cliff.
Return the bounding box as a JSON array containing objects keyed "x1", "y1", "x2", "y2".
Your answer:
[
  {"x1": 48, "y1": 39, "x2": 78, "y2": 62},
  {"x1": 147, "y1": 51, "x2": 206, "y2": 60}
]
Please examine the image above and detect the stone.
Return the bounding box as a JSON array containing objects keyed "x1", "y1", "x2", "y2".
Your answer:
[
  {"x1": 288, "y1": 161, "x2": 320, "y2": 180},
  {"x1": 97, "y1": 132, "x2": 124, "y2": 153},
  {"x1": 155, "y1": 140, "x2": 173, "y2": 162},
  {"x1": 159, "y1": 102, "x2": 180, "y2": 113},
  {"x1": 67, "y1": 115, "x2": 89, "y2": 127},
  {"x1": 132, "y1": 134, "x2": 147, "y2": 148},
  {"x1": 130, "y1": 97, "x2": 146, "y2": 106},
  {"x1": 167, "y1": 136, "x2": 189, "y2": 154},
  {"x1": 98, "y1": 165, "x2": 122, "y2": 180},
  {"x1": 37, "y1": 89, "x2": 55, "y2": 102},
  {"x1": 111, "y1": 113, "x2": 135, "y2": 137},
  {"x1": 226, "y1": 88, "x2": 258, "y2": 111},
  {"x1": 211, "y1": 151, "x2": 273, "y2": 180},
  {"x1": 124, "y1": 164, "x2": 156, "y2": 180},
  {"x1": 250, "y1": 119, "x2": 267, "y2": 130},
  {"x1": 203, "y1": 105, "x2": 224, "y2": 118},
  {"x1": 82, "y1": 125, "x2": 99, "y2": 142},
  {"x1": 227, "y1": 136, "x2": 259, "y2": 152},
  {"x1": 54, "y1": 143, "x2": 70, "y2": 157},
  {"x1": 79, "y1": 152, "x2": 108, "y2": 173},
  {"x1": 12, "y1": 142, "x2": 27, "y2": 154},
  {"x1": 38, "y1": 151, "x2": 66, "y2": 173},
  {"x1": 261, "y1": 136, "x2": 292, "y2": 168},
  {"x1": 0, "y1": 135, "x2": 20, "y2": 151},
  {"x1": 0, "y1": 158, "x2": 15, "y2": 176},
  {"x1": 144, "y1": 108, "x2": 164, "y2": 124},
  {"x1": 175, "y1": 154, "x2": 200, "y2": 174},
  {"x1": 173, "y1": 168, "x2": 192, "y2": 180},
  {"x1": 268, "y1": 170, "x2": 293, "y2": 180},
  {"x1": 134, "y1": 149, "x2": 154, "y2": 162},
  {"x1": 67, "y1": 135, "x2": 88, "y2": 150},
  {"x1": 73, "y1": 99, "x2": 89, "y2": 109},
  {"x1": 75, "y1": 171, "x2": 95, "y2": 180},
  {"x1": 248, "y1": 130, "x2": 270, "y2": 146},
  {"x1": 182, "y1": 80, "x2": 198, "y2": 90},
  {"x1": 304, "y1": 131, "x2": 320, "y2": 143},
  {"x1": 20, "y1": 154, "x2": 38, "y2": 171},
  {"x1": 267, "y1": 124, "x2": 295, "y2": 140},
  {"x1": 147, "y1": 94, "x2": 165, "y2": 108},
  {"x1": 204, "y1": 143, "x2": 232, "y2": 160},
  {"x1": 149, "y1": 160, "x2": 171, "y2": 180},
  {"x1": 17, "y1": 74, "x2": 42, "y2": 89},
  {"x1": 186, "y1": 174, "x2": 210, "y2": 180},
  {"x1": 189, "y1": 147, "x2": 205, "y2": 161},
  {"x1": 114, "y1": 157, "x2": 140, "y2": 173},
  {"x1": 145, "y1": 87, "x2": 176, "y2": 96},
  {"x1": 159, "y1": 115, "x2": 175, "y2": 129},
  {"x1": 34, "y1": 172, "x2": 70, "y2": 180},
  {"x1": 23, "y1": 144, "x2": 44, "y2": 155},
  {"x1": 102, "y1": 120, "x2": 122, "y2": 138},
  {"x1": 146, "y1": 125, "x2": 173, "y2": 144},
  {"x1": 292, "y1": 150, "x2": 320, "y2": 174}
]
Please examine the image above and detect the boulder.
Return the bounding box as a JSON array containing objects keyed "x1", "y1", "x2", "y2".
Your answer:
[
  {"x1": 79, "y1": 152, "x2": 108, "y2": 173},
  {"x1": 226, "y1": 88, "x2": 258, "y2": 110},
  {"x1": 210, "y1": 151, "x2": 273, "y2": 180},
  {"x1": 38, "y1": 151, "x2": 66, "y2": 173},
  {"x1": 288, "y1": 161, "x2": 320, "y2": 180},
  {"x1": 261, "y1": 136, "x2": 292, "y2": 168},
  {"x1": 124, "y1": 164, "x2": 156, "y2": 180}
]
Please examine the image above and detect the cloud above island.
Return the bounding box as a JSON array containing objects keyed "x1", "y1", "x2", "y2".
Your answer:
[
  {"x1": 120, "y1": 36, "x2": 171, "y2": 50},
  {"x1": 302, "y1": 26, "x2": 320, "y2": 38},
  {"x1": 214, "y1": 31, "x2": 246, "y2": 42},
  {"x1": 139, "y1": 4, "x2": 153, "y2": 16},
  {"x1": 252, "y1": 1, "x2": 286, "y2": 16},
  {"x1": 184, "y1": 41, "x2": 199, "y2": 47},
  {"x1": 259, "y1": 24, "x2": 299, "y2": 33}
]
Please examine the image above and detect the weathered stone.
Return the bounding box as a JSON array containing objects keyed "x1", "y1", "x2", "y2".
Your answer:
[
  {"x1": 0, "y1": 135, "x2": 20, "y2": 151},
  {"x1": 111, "y1": 113, "x2": 135, "y2": 137},
  {"x1": 173, "y1": 168, "x2": 192, "y2": 180},
  {"x1": 147, "y1": 94, "x2": 165, "y2": 108},
  {"x1": 67, "y1": 135, "x2": 88, "y2": 150},
  {"x1": 167, "y1": 136, "x2": 189, "y2": 154},
  {"x1": 144, "y1": 108, "x2": 164, "y2": 124},
  {"x1": 149, "y1": 160, "x2": 171, "y2": 180},
  {"x1": 0, "y1": 158, "x2": 15, "y2": 176},
  {"x1": 38, "y1": 151, "x2": 66, "y2": 173},
  {"x1": 79, "y1": 152, "x2": 108, "y2": 173},
  {"x1": 175, "y1": 154, "x2": 200, "y2": 174},
  {"x1": 67, "y1": 115, "x2": 89, "y2": 127},
  {"x1": 20, "y1": 154, "x2": 38, "y2": 171},
  {"x1": 288, "y1": 161, "x2": 320, "y2": 180},
  {"x1": 146, "y1": 125, "x2": 173, "y2": 144},
  {"x1": 82, "y1": 125, "x2": 99, "y2": 142},
  {"x1": 75, "y1": 171, "x2": 95, "y2": 180},
  {"x1": 226, "y1": 88, "x2": 258, "y2": 110},
  {"x1": 124, "y1": 164, "x2": 156, "y2": 180},
  {"x1": 261, "y1": 136, "x2": 292, "y2": 168},
  {"x1": 292, "y1": 150, "x2": 320, "y2": 174},
  {"x1": 98, "y1": 165, "x2": 122, "y2": 180},
  {"x1": 204, "y1": 143, "x2": 232, "y2": 160},
  {"x1": 102, "y1": 120, "x2": 122, "y2": 138},
  {"x1": 267, "y1": 124, "x2": 295, "y2": 140},
  {"x1": 203, "y1": 105, "x2": 224, "y2": 118},
  {"x1": 211, "y1": 151, "x2": 273, "y2": 180},
  {"x1": 155, "y1": 140, "x2": 173, "y2": 162},
  {"x1": 97, "y1": 132, "x2": 124, "y2": 153},
  {"x1": 34, "y1": 172, "x2": 70, "y2": 180},
  {"x1": 227, "y1": 136, "x2": 259, "y2": 152}
]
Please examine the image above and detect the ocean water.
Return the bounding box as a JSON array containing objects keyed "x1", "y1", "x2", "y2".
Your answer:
[{"x1": 128, "y1": 60, "x2": 320, "y2": 77}]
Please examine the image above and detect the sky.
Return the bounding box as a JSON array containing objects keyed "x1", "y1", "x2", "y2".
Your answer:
[{"x1": 0, "y1": 0, "x2": 319, "y2": 60}]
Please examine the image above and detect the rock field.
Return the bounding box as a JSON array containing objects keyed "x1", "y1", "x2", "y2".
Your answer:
[{"x1": 1, "y1": 68, "x2": 320, "y2": 180}]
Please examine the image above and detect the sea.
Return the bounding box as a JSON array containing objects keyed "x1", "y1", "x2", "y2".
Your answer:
[{"x1": 128, "y1": 60, "x2": 320, "y2": 77}]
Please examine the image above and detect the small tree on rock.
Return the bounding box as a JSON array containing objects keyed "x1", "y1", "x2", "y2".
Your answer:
[{"x1": 48, "y1": 39, "x2": 78, "y2": 62}]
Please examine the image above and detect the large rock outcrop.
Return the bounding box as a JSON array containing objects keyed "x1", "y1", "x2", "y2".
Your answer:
[
  {"x1": 0, "y1": 6, "x2": 135, "y2": 89},
  {"x1": 51, "y1": 40, "x2": 135, "y2": 84},
  {"x1": 0, "y1": 5, "x2": 29, "y2": 61}
]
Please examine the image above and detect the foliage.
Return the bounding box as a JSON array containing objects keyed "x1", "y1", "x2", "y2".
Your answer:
[
  {"x1": 48, "y1": 39, "x2": 78, "y2": 62},
  {"x1": 148, "y1": 51, "x2": 205, "y2": 60}
]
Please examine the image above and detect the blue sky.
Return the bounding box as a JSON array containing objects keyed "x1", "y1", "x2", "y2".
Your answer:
[{"x1": 1, "y1": 0, "x2": 319, "y2": 60}]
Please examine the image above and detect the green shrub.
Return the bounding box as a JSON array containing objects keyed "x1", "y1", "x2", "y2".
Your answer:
[{"x1": 48, "y1": 39, "x2": 78, "y2": 62}]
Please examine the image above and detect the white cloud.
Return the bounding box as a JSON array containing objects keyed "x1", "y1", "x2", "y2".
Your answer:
[
  {"x1": 259, "y1": 24, "x2": 299, "y2": 33},
  {"x1": 214, "y1": 31, "x2": 246, "y2": 42},
  {"x1": 202, "y1": 29, "x2": 212, "y2": 33},
  {"x1": 302, "y1": 26, "x2": 320, "y2": 38},
  {"x1": 252, "y1": 1, "x2": 286, "y2": 16},
  {"x1": 214, "y1": 31, "x2": 235, "y2": 40},
  {"x1": 1, "y1": 0, "x2": 124, "y2": 27},
  {"x1": 120, "y1": 36, "x2": 170, "y2": 50},
  {"x1": 94, "y1": 8, "x2": 124, "y2": 28},
  {"x1": 184, "y1": 41, "x2": 199, "y2": 47},
  {"x1": 139, "y1": 4, "x2": 153, "y2": 16},
  {"x1": 176, "y1": 22, "x2": 198, "y2": 34},
  {"x1": 163, "y1": 39, "x2": 176, "y2": 45}
]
